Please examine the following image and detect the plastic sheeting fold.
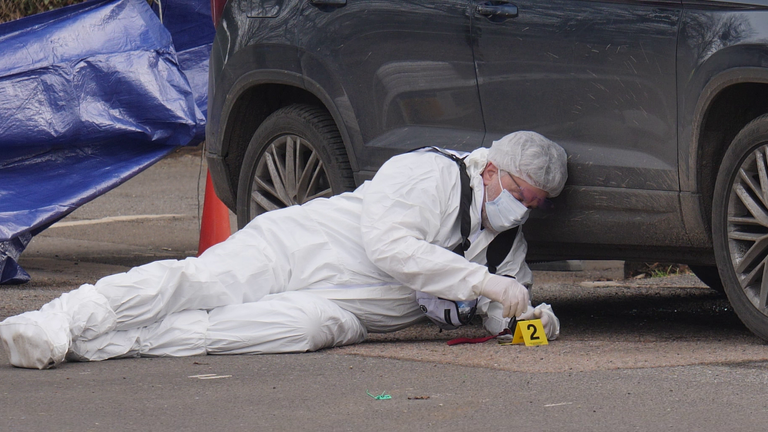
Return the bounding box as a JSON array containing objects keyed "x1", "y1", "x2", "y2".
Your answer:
[{"x1": 0, "y1": 0, "x2": 214, "y2": 283}]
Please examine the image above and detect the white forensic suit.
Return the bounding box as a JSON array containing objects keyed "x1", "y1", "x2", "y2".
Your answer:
[{"x1": 0, "y1": 148, "x2": 532, "y2": 368}]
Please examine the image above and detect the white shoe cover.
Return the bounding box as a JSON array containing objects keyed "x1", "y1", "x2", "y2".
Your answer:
[
  {"x1": 40, "y1": 284, "x2": 117, "y2": 341},
  {"x1": 0, "y1": 311, "x2": 71, "y2": 369}
]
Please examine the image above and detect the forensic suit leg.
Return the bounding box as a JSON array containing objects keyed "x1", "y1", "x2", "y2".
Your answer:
[
  {"x1": 96, "y1": 225, "x2": 288, "y2": 331},
  {"x1": 0, "y1": 224, "x2": 289, "y2": 369},
  {"x1": 206, "y1": 291, "x2": 367, "y2": 354},
  {"x1": 68, "y1": 310, "x2": 210, "y2": 361},
  {"x1": 68, "y1": 291, "x2": 366, "y2": 360}
]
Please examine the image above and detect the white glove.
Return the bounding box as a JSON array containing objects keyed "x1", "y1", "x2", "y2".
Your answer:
[
  {"x1": 518, "y1": 304, "x2": 536, "y2": 321},
  {"x1": 479, "y1": 275, "x2": 529, "y2": 318},
  {"x1": 533, "y1": 303, "x2": 560, "y2": 340},
  {"x1": 480, "y1": 300, "x2": 518, "y2": 339}
]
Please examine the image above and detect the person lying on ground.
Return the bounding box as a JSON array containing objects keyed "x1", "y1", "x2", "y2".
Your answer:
[{"x1": 0, "y1": 131, "x2": 568, "y2": 369}]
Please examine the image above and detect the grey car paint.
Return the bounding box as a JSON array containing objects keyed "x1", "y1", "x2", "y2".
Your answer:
[
  {"x1": 472, "y1": 0, "x2": 683, "y2": 251},
  {"x1": 297, "y1": 0, "x2": 486, "y2": 173},
  {"x1": 205, "y1": 0, "x2": 768, "y2": 264}
]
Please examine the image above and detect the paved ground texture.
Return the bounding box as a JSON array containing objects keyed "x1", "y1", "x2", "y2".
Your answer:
[{"x1": 2, "y1": 150, "x2": 768, "y2": 431}]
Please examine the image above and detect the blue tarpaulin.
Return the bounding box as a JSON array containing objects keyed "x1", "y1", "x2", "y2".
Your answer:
[
  {"x1": 0, "y1": 0, "x2": 214, "y2": 283},
  {"x1": 150, "y1": 0, "x2": 214, "y2": 121}
]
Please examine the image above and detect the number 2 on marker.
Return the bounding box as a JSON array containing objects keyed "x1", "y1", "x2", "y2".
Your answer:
[{"x1": 527, "y1": 323, "x2": 540, "y2": 340}]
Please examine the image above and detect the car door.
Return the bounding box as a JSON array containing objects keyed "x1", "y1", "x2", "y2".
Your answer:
[
  {"x1": 471, "y1": 0, "x2": 685, "y2": 251},
  {"x1": 297, "y1": 0, "x2": 485, "y2": 176}
]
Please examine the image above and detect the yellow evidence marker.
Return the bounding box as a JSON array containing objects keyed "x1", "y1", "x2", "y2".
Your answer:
[{"x1": 503, "y1": 319, "x2": 548, "y2": 346}]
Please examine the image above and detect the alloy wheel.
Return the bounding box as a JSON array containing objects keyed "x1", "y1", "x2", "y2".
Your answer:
[
  {"x1": 727, "y1": 143, "x2": 768, "y2": 316},
  {"x1": 248, "y1": 134, "x2": 333, "y2": 215}
]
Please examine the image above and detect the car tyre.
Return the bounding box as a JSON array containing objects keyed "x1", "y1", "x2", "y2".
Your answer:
[
  {"x1": 713, "y1": 113, "x2": 768, "y2": 341},
  {"x1": 236, "y1": 104, "x2": 355, "y2": 228}
]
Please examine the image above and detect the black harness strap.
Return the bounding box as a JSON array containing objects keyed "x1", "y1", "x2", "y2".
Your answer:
[
  {"x1": 410, "y1": 147, "x2": 472, "y2": 255},
  {"x1": 409, "y1": 147, "x2": 517, "y2": 269},
  {"x1": 485, "y1": 226, "x2": 519, "y2": 274},
  {"x1": 449, "y1": 154, "x2": 472, "y2": 255}
]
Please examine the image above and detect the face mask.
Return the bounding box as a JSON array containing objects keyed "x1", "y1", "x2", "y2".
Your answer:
[{"x1": 484, "y1": 173, "x2": 530, "y2": 232}]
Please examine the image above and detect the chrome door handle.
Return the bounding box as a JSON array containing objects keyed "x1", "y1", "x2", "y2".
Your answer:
[{"x1": 476, "y1": 1, "x2": 518, "y2": 19}]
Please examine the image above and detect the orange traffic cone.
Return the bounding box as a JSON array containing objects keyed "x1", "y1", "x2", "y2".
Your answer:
[{"x1": 198, "y1": 170, "x2": 231, "y2": 256}]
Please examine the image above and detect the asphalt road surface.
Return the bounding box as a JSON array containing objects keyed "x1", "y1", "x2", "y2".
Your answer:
[{"x1": 2, "y1": 149, "x2": 768, "y2": 431}]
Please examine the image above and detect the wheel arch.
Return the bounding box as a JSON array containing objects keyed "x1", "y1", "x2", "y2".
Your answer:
[
  {"x1": 208, "y1": 71, "x2": 359, "y2": 210},
  {"x1": 692, "y1": 68, "x2": 768, "y2": 237}
]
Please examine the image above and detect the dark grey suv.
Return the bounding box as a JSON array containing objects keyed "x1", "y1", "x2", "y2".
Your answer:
[{"x1": 206, "y1": 0, "x2": 768, "y2": 340}]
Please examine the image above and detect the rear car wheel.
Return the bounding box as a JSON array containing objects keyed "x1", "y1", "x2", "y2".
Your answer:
[
  {"x1": 236, "y1": 104, "x2": 355, "y2": 228},
  {"x1": 713, "y1": 113, "x2": 768, "y2": 340}
]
